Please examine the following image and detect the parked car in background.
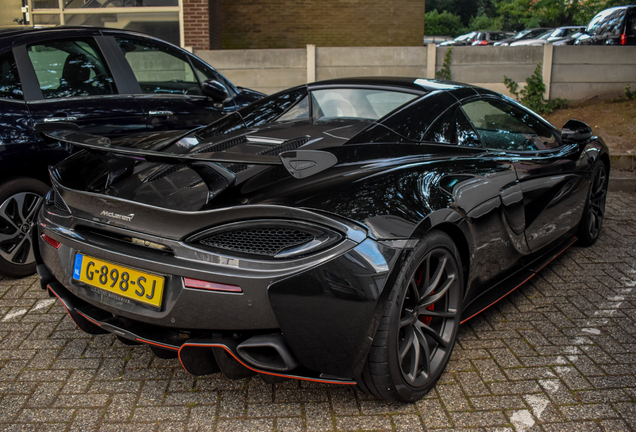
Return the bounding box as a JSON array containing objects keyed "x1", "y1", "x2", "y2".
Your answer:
[
  {"x1": 470, "y1": 31, "x2": 516, "y2": 45},
  {"x1": 575, "y1": 5, "x2": 636, "y2": 45},
  {"x1": 511, "y1": 26, "x2": 587, "y2": 46},
  {"x1": 423, "y1": 35, "x2": 453, "y2": 45},
  {"x1": 0, "y1": 26, "x2": 264, "y2": 278},
  {"x1": 509, "y1": 29, "x2": 554, "y2": 46},
  {"x1": 37, "y1": 77, "x2": 609, "y2": 403},
  {"x1": 494, "y1": 27, "x2": 554, "y2": 45},
  {"x1": 437, "y1": 31, "x2": 479, "y2": 46},
  {"x1": 546, "y1": 26, "x2": 587, "y2": 43},
  {"x1": 553, "y1": 31, "x2": 587, "y2": 46}
]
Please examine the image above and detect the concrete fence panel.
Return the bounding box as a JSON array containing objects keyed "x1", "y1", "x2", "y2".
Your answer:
[
  {"x1": 550, "y1": 46, "x2": 636, "y2": 100},
  {"x1": 195, "y1": 48, "x2": 306, "y2": 95},
  {"x1": 315, "y1": 46, "x2": 427, "y2": 81},
  {"x1": 196, "y1": 45, "x2": 636, "y2": 100}
]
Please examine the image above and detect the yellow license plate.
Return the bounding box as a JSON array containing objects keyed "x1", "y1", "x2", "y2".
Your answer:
[{"x1": 73, "y1": 253, "x2": 164, "y2": 308}]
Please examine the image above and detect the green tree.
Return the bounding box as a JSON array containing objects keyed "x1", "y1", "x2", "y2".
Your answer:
[
  {"x1": 467, "y1": 13, "x2": 502, "y2": 31},
  {"x1": 424, "y1": 10, "x2": 466, "y2": 37},
  {"x1": 426, "y1": 0, "x2": 479, "y2": 26}
]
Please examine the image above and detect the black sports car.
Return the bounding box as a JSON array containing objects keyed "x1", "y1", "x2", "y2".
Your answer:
[{"x1": 35, "y1": 77, "x2": 609, "y2": 402}]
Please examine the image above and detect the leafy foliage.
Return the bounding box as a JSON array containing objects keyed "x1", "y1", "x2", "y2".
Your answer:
[
  {"x1": 425, "y1": 10, "x2": 465, "y2": 37},
  {"x1": 426, "y1": 0, "x2": 479, "y2": 26},
  {"x1": 626, "y1": 84, "x2": 636, "y2": 100},
  {"x1": 467, "y1": 14, "x2": 502, "y2": 31},
  {"x1": 436, "y1": 47, "x2": 453, "y2": 81},
  {"x1": 504, "y1": 63, "x2": 569, "y2": 115}
]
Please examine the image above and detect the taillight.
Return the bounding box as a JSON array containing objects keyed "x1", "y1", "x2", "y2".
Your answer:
[
  {"x1": 41, "y1": 234, "x2": 61, "y2": 249},
  {"x1": 620, "y1": 33, "x2": 627, "y2": 45},
  {"x1": 183, "y1": 278, "x2": 242, "y2": 293},
  {"x1": 474, "y1": 40, "x2": 488, "y2": 45}
]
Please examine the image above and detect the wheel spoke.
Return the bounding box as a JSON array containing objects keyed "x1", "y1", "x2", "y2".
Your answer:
[
  {"x1": 400, "y1": 310, "x2": 415, "y2": 328},
  {"x1": 418, "y1": 309, "x2": 455, "y2": 318},
  {"x1": 423, "y1": 257, "x2": 447, "y2": 297},
  {"x1": 0, "y1": 203, "x2": 21, "y2": 232},
  {"x1": 416, "y1": 321, "x2": 449, "y2": 348},
  {"x1": 420, "y1": 275, "x2": 455, "y2": 308},
  {"x1": 0, "y1": 232, "x2": 31, "y2": 263},
  {"x1": 24, "y1": 195, "x2": 43, "y2": 222},
  {"x1": 413, "y1": 325, "x2": 431, "y2": 377},
  {"x1": 398, "y1": 326, "x2": 415, "y2": 362},
  {"x1": 407, "y1": 331, "x2": 421, "y2": 382}
]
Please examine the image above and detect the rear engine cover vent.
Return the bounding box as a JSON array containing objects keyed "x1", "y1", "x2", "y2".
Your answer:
[
  {"x1": 193, "y1": 220, "x2": 342, "y2": 259},
  {"x1": 146, "y1": 164, "x2": 187, "y2": 183},
  {"x1": 192, "y1": 135, "x2": 247, "y2": 154},
  {"x1": 225, "y1": 136, "x2": 309, "y2": 174}
]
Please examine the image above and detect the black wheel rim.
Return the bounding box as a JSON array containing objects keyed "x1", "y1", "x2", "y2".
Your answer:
[
  {"x1": 0, "y1": 192, "x2": 43, "y2": 266},
  {"x1": 587, "y1": 165, "x2": 607, "y2": 240},
  {"x1": 397, "y1": 247, "x2": 461, "y2": 387}
]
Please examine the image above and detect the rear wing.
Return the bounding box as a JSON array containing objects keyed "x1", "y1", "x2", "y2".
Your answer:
[{"x1": 43, "y1": 129, "x2": 338, "y2": 181}]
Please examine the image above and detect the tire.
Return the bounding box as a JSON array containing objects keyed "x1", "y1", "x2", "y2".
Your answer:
[
  {"x1": 576, "y1": 161, "x2": 608, "y2": 247},
  {"x1": 0, "y1": 178, "x2": 50, "y2": 278},
  {"x1": 360, "y1": 230, "x2": 463, "y2": 402}
]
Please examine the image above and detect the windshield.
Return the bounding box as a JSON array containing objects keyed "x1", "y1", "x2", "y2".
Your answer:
[
  {"x1": 455, "y1": 32, "x2": 477, "y2": 41},
  {"x1": 278, "y1": 88, "x2": 418, "y2": 122}
]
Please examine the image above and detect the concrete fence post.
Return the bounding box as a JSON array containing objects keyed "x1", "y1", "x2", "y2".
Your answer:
[
  {"x1": 426, "y1": 43, "x2": 436, "y2": 79},
  {"x1": 307, "y1": 44, "x2": 316, "y2": 83},
  {"x1": 542, "y1": 43, "x2": 554, "y2": 100}
]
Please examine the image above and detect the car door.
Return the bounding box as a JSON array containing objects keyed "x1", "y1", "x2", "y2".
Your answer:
[
  {"x1": 111, "y1": 36, "x2": 237, "y2": 132},
  {"x1": 461, "y1": 97, "x2": 587, "y2": 252},
  {"x1": 13, "y1": 34, "x2": 147, "y2": 138}
]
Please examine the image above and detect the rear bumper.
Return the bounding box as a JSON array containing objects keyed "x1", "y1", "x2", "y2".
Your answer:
[
  {"x1": 44, "y1": 278, "x2": 356, "y2": 385},
  {"x1": 37, "y1": 203, "x2": 405, "y2": 379}
]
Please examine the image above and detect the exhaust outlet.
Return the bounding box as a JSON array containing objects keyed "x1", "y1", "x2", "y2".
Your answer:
[{"x1": 237, "y1": 335, "x2": 299, "y2": 372}]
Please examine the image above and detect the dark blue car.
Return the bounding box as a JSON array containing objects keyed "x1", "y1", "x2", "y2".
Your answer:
[{"x1": 0, "y1": 26, "x2": 264, "y2": 277}]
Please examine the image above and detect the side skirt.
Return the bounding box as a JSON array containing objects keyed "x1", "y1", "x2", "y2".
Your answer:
[{"x1": 460, "y1": 235, "x2": 577, "y2": 324}]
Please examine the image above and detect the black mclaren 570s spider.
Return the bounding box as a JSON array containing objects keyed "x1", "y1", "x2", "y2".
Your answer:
[{"x1": 35, "y1": 77, "x2": 609, "y2": 402}]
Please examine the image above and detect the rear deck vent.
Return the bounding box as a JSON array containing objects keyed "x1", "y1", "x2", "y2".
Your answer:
[
  {"x1": 146, "y1": 164, "x2": 186, "y2": 183},
  {"x1": 186, "y1": 180, "x2": 205, "y2": 189},
  {"x1": 192, "y1": 135, "x2": 247, "y2": 154},
  {"x1": 200, "y1": 228, "x2": 314, "y2": 257},
  {"x1": 225, "y1": 136, "x2": 310, "y2": 174}
]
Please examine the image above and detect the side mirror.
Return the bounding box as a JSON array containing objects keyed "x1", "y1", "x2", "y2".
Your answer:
[
  {"x1": 201, "y1": 79, "x2": 229, "y2": 103},
  {"x1": 561, "y1": 119, "x2": 592, "y2": 142}
]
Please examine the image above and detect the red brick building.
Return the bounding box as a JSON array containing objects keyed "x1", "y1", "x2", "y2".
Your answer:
[{"x1": 184, "y1": 0, "x2": 425, "y2": 50}]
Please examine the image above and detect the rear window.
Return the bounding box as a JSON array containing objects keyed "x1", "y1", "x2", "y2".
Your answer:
[{"x1": 278, "y1": 88, "x2": 417, "y2": 122}]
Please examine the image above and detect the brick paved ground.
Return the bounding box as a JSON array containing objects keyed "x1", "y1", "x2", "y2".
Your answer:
[{"x1": 1, "y1": 191, "x2": 635, "y2": 431}]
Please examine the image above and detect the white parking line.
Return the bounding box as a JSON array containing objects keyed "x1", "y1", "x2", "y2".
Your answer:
[{"x1": 1, "y1": 308, "x2": 28, "y2": 322}]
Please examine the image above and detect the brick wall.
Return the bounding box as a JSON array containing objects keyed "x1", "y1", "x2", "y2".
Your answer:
[
  {"x1": 184, "y1": 0, "x2": 210, "y2": 50},
  {"x1": 219, "y1": 0, "x2": 425, "y2": 49},
  {"x1": 209, "y1": 0, "x2": 223, "y2": 50}
]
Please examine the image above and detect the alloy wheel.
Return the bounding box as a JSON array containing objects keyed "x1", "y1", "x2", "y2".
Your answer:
[
  {"x1": 397, "y1": 248, "x2": 461, "y2": 387},
  {"x1": 0, "y1": 192, "x2": 43, "y2": 266}
]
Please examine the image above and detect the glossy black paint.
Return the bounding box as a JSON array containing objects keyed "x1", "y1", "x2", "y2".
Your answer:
[
  {"x1": 0, "y1": 26, "x2": 263, "y2": 186},
  {"x1": 35, "y1": 77, "x2": 610, "y2": 390}
]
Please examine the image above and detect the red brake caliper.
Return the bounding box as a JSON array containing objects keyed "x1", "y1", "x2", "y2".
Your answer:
[{"x1": 415, "y1": 269, "x2": 435, "y2": 326}]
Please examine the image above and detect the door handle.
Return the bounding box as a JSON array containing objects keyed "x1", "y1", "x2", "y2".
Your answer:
[
  {"x1": 44, "y1": 116, "x2": 78, "y2": 123},
  {"x1": 149, "y1": 110, "x2": 173, "y2": 116}
]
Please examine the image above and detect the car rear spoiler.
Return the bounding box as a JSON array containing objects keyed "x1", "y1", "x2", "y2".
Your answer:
[{"x1": 42, "y1": 129, "x2": 338, "y2": 181}]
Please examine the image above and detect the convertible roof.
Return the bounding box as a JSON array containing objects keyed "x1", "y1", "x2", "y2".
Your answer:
[{"x1": 307, "y1": 77, "x2": 477, "y2": 94}]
